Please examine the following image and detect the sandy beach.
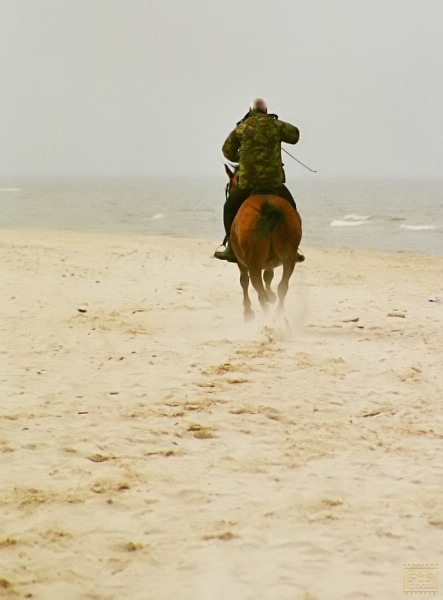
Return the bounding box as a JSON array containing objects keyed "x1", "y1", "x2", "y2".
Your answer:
[{"x1": 1, "y1": 228, "x2": 442, "y2": 599}]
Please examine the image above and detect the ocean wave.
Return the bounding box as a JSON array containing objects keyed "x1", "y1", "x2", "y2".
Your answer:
[
  {"x1": 151, "y1": 213, "x2": 165, "y2": 220},
  {"x1": 343, "y1": 213, "x2": 371, "y2": 221},
  {"x1": 400, "y1": 224, "x2": 436, "y2": 231},
  {"x1": 0, "y1": 187, "x2": 20, "y2": 192},
  {"x1": 330, "y1": 214, "x2": 371, "y2": 227}
]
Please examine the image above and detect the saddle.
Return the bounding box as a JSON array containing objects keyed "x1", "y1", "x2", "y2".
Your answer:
[{"x1": 250, "y1": 185, "x2": 281, "y2": 196}]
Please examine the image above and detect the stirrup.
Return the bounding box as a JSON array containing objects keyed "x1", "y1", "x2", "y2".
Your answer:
[{"x1": 214, "y1": 242, "x2": 237, "y2": 263}]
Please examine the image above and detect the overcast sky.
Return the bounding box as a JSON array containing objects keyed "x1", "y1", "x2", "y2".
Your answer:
[{"x1": 1, "y1": 0, "x2": 442, "y2": 178}]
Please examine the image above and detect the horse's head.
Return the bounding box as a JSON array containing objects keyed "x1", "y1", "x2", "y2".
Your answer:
[{"x1": 224, "y1": 163, "x2": 239, "y2": 198}]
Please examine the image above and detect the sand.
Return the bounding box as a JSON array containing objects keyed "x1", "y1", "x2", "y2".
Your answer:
[{"x1": 1, "y1": 228, "x2": 442, "y2": 599}]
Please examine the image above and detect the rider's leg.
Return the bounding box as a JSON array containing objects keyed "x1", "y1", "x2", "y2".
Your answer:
[
  {"x1": 276, "y1": 186, "x2": 305, "y2": 262},
  {"x1": 215, "y1": 188, "x2": 251, "y2": 262},
  {"x1": 276, "y1": 185, "x2": 297, "y2": 210},
  {"x1": 223, "y1": 187, "x2": 251, "y2": 236}
]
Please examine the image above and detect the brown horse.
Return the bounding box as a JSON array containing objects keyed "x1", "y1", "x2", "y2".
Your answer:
[{"x1": 225, "y1": 165, "x2": 303, "y2": 321}]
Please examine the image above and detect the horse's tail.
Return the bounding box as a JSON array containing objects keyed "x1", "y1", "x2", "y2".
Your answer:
[{"x1": 256, "y1": 200, "x2": 283, "y2": 236}]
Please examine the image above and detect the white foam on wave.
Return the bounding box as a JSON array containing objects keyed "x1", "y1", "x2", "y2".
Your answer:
[
  {"x1": 151, "y1": 213, "x2": 165, "y2": 220},
  {"x1": 330, "y1": 219, "x2": 367, "y2": 227},
  {"x1": 400, "y1": 223, "x2": 436, "y2": 231},
  {"x1": 343, "y1": 213, "x2": 371, "y2": 221},
  {"x1": 330, "y1": 213, "x2": 371, "y2": 227},
  {"x1": 0, "y1": 187, "x2": 20, "y2": 192}
]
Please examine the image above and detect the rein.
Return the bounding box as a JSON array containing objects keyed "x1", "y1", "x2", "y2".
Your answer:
[{"x1": 282, "y1": 147, "x2": 317, "y2": 173}]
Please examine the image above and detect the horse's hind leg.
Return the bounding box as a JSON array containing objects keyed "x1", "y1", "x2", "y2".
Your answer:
[
  {"x1": 249, "y1": 269, "x2": 270, "y2": 313},
  {"x1": 263, "y1": 269, "x2": 277, "y2": 303},
  {"x1": 238, "y1": 264, "x2": 254, "y2": 321},
  {"x1": 277, "y1": 260, "x2": 296, "y2": 312}
]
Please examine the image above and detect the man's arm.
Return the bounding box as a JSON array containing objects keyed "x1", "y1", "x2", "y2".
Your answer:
[
  {"x1": 279, "y1": 121, "x2": 300, "y2": 145},
  {"x1": 222, "y1": 129, "x2": 240, "y2": 162}
]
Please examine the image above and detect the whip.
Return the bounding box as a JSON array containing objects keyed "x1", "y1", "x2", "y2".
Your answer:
[{"x1": 282, "y1": 147, "x2": 317, "y2": 173}]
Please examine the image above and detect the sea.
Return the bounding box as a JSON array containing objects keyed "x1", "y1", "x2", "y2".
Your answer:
[{"x1": 0, "y1": 177, "x2": 442, "y2": 256}]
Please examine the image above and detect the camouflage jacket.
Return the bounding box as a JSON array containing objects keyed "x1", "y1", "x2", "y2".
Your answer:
[{"x1": 222, "y1": 110, "x2": 299, "y2": 189}]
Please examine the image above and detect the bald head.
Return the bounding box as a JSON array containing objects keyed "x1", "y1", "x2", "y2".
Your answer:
[{"x1": 250, "y1": 97, "x2": 267, "y2": 113}]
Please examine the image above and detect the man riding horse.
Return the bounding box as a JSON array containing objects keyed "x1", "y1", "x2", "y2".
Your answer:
[{"x1": 214, "y1": 97, "x2": 304, "y2": 263}]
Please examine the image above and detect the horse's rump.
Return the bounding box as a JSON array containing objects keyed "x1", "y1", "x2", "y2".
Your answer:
[{"x1": 230, "y1": 194, "x2": 302, "y2": 269}]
